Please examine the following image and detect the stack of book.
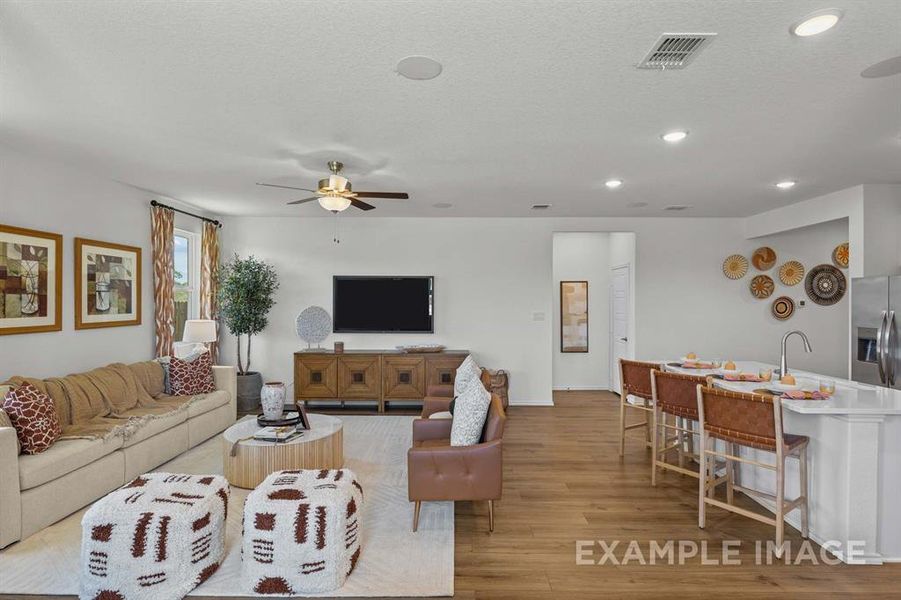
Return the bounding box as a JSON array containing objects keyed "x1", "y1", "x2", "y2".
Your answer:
[{"x1": 253, "y1": 425, "x2": 303, "y2": 443}]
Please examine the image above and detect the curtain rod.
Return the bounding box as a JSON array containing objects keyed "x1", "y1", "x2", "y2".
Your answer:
[{"x1": 150, "y1": 200, "x2": 222, "y2": 228}]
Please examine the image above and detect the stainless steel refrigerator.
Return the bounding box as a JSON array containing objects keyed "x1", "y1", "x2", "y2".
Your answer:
[{"x1": 852, "y1": 276, "x2": 900, "y2": 387}]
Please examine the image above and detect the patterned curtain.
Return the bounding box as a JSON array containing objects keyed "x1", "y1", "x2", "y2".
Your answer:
[
  {"x1": 151, "y1": 205, "x2": 175, "y2": 358},
  {"x1": 200, "y1": 221, "x2": 220, "y2": 363}
]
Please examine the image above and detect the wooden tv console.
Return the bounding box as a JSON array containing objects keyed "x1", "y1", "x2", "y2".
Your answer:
[{"x1": 293, "y1": 349, "x2": 469, "y2": 412}]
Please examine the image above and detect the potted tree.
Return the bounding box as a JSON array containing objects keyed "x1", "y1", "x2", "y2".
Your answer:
[{"x1": 218, "y1": 254, "x2": 279, "y2": 412}]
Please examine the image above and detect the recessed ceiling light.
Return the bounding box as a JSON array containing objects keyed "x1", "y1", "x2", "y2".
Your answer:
[
  {"x1": 792, "y1": 9, "x2": 842, "y2": 37},
  {"x1": 396, "y1": 56, "x2": 443, "y2": 80},
  {"x1": 605, "y1": 179, "x2": 623, "y2": 189},
  {"x1": 661, "y1": 130, "x2": 688, "y2": 143},
  {"x1": 776, "y1": 180, "x2": 797, "y2": 189},
  {"x1": 433, "y1": 202, "x2": 453, "y2": 209}
]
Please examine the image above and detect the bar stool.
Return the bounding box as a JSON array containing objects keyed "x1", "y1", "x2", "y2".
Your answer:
[
  {"x1": 617, "y1": 359, "x2": 659, "y2": 458},
  {"x1": 650, "y1": 370, "x2": 721, "y2": 487},
  {"x1": 696, "y1": 385, "x2": 810, "y2": 553}
]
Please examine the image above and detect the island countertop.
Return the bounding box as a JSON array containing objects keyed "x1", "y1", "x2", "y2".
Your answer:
[
  {"x1": 663, "y1": 360, "x2": 901, "y2": 415},
  {"x1": 658, "y1": 358, "x2": 901, "y2": 564}
]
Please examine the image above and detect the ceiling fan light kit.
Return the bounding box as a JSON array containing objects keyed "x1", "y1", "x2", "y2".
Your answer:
[
  {"x1": 318, "y1": 193, "x2": 352, "y2": 212},
  {"x1": 258, "y1": 160, "x2": 410, "y2": 215}
]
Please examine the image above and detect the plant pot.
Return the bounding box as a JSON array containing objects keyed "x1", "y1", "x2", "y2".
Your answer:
[
  {"x1": 260, "y1": 382, "x2": 286, "y2": 420},
  {"x1": 236, "y1": 371, "x2": 264, "y2": 413}
]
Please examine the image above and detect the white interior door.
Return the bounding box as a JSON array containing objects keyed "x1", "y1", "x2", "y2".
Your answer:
[{"x1": 610, "y1": 264, "x2": 631, "y2": 393}]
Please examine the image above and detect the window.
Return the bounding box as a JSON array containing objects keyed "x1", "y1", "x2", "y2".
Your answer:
[{"x1": 173, "y1": 229, "x2": 199, "y2": 342}]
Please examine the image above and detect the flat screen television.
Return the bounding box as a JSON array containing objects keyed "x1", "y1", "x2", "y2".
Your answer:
[{"x1": 333, "y1": 276, "x2": 434, "y2": 333}]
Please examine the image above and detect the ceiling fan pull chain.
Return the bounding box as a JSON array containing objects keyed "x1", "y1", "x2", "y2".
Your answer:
[{"x1": 333, "y1": 211, "x2": 341, "y2": 244}]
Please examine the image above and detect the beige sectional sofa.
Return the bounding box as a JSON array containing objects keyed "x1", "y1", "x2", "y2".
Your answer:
[{"x1": 0, "y1": 360, "x2": 236, "y2": 549}]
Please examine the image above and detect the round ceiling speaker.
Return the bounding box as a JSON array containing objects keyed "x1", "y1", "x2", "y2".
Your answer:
[{"x1": 396, "y1": 56, "x2": 443, "y2": 80}]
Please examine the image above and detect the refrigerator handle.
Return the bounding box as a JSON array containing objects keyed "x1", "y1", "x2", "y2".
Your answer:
[
  {"x1": 876, "y1": 310, "x2": 888, "y2": 384},
  {"x1": 888, "y1": 311, "x2": 897, "y2": 387}
]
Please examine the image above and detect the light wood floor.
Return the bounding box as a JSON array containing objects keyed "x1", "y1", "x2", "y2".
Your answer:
[
  {"x1": 450, "y1": 391, "x2": 901, "y2": 599},
  {"x1": 7, "y1": 391, "x2": 899, "y2": 599}
]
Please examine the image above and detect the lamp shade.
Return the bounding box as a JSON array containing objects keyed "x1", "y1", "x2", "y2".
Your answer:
[{"x1": 182, "y1": 319, "x2": 217, "y2": 343}]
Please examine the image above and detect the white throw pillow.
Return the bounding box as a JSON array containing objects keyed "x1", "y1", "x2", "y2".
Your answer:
[
  {"x1": 454, "y1": 354, "x2": 482, "y2": 397},
  {"x1": 450, "y1": 377, "x2": 491, "y2": 447},
  {"x1": 429, "y1": 411, "x2": 453, "y2": 420}
]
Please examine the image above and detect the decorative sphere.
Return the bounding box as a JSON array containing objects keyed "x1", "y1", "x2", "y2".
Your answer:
[{"x1": 295, "y1": 306, "x2": 332, "y2": 344}]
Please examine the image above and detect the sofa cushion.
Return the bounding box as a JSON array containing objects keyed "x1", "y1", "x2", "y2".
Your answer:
[
  {"x1": 156, "y1": 390, "x2": 229, "y2": 419},
  {"x1": 118, "y1": 406, "x2": 188, "y2": 447},
  {"x1": 2, "y1": 383, "x2": 63, "y2": 454},
  {"x1": 0, "y1": 407, "x2": 21, "y2": 454},
  {"x1": 169, "y1": 351, "x2": 216, "y2": 395},
  {"x1": 450, "y1": 377, "x2": 491, "y2": 447},
  {"x1": 127, "y1": 360, "x2": 166, "y2": 398},
  {"x1": 18, "y1": 435, "x2": 123, "y2": 490},
  {"x1": 429, "y1": 411, "x2": 453, "y2": 420},
  {"x1": 454, "y1": 355, "x2": 482, "y2": 397}
]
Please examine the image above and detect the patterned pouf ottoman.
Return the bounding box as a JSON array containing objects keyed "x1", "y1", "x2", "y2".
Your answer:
[
  {"x1": 242, "y1": 469, "x2": 364, "y2": 595},
  {"x1": 79, "y1": 472, "x2": 229, "y2": 600}
]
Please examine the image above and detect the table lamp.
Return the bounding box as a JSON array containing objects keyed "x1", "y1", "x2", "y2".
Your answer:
[{"x1": 182, "y1": 319, "x2": 217, "y2": 354}]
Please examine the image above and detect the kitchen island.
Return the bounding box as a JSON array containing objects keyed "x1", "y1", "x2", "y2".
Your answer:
[{"x1": 664, "y1": 360, "x2": 901, "y2": 564}]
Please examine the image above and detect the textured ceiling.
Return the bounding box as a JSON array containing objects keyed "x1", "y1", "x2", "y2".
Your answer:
[{"x1": 2, "y1": 0, "x2": 900, "y2": 217}]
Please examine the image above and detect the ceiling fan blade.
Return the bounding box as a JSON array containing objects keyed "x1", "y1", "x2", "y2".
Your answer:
[
  {"x1": 353, "y1": 191, "x2": 409, "y2": 199},
  {"x1": 286, "y1": 197, "x2": 320, "y2": 205},
  {"x1": 350, "y1": 198, "x2": 376, "y2": 211},
  {"x1": 257, "y1": 182, "x2": 318, "y2": 193}
]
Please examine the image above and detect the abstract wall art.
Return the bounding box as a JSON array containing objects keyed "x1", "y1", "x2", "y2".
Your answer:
[
  {"x1": 0, "y1": 224, "x2": 63, "y2": 336},
  {"x1": 75, "y1": 238, "x2": 142, "y2": 329},
  {"x1": 560, "y1": 280, "x2": 588, "y2": 353}
]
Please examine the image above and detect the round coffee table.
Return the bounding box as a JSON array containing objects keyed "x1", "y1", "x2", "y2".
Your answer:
[{"x1": 222, "y1": 414, "x2": 343, "y2": 488}]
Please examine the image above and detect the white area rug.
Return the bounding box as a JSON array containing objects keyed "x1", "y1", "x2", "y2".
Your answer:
[{"x1": 0, "y1": 415, "x2": 454, "y2": 597}]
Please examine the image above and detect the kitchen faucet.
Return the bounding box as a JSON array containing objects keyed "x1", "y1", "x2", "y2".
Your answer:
[{"x1": 779, "y1": 330, "x2": 812, "y2": 377}]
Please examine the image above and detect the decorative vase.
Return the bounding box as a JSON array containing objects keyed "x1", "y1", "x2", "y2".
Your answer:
[
  {"x1": 261, "y1": 382, "x2": 286, "y2": 420},
  {"x1": 236, "y1": 371, "x2": 264, "y2": 413}
]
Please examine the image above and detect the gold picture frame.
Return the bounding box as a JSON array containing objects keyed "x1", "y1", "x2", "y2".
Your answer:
[
  {"x1": 75, "y1": 238, "x2": 142, "y2": 329},
  {"x1": 560, "y1": 280, "x2": 589, "y2": 353},
  {"x1": 0, "y1": 224, "x2": 63, "y2": 336}
]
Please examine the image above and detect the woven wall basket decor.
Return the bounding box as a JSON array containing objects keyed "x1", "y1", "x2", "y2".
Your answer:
[
  {"x1": 805, "y1": 264, "x2": 847, "y2": 306},
  {"x1": 778, "y1": 260, "x2": 805, "y2": 286},
  {"x1": 832, "y1": 242, "x2": 849, "y2": 268},
  {"x1": 722, "y1": 254, "x2": 749, "y2": 280},
  {"x1": 750, "y1": 274, "x2": 775, "y2": 299},
  {"x1": 751, "y1": 246, "x2": 777, "y2": 271},
  {"x1": 772, "y1": 296, "x2": 795, "y2": 320}
]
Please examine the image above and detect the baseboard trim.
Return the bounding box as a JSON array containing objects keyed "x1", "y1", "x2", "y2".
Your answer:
[
  {"x1": 553, "y1": 386, "x2": 609, "y2": 392},
  {"x1": 509, "y1": 399, "x2": 555, "y2": 406}
]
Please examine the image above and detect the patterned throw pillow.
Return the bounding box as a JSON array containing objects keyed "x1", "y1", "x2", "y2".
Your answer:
[
  {"x1": 2, "y1": 382, "x2": 62, "y2": 454},
  {"x1": 450, "y1": 377, "x2": 491, "y2": 447},
  {"x1": 169, "y1": 350, "x2": 216, "y2": 395},
  {"x1": 454, "y1": 354, "x2": 482, "y2": 397}
]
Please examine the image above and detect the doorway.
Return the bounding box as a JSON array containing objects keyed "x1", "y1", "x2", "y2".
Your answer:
[{"x1": 609, "y1": 264, "x2": 631, "y2": 393}]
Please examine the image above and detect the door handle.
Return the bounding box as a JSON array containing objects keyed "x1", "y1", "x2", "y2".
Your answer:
[
  {"x1": 876, "y1": 311, "x2": 888, "y2": 384},
  {"x1": 620, "y1": 337, "x2": 628, "y2": 342},
  {"x1": 888, "y1": 311, "x2": 897, "y2": 386}
]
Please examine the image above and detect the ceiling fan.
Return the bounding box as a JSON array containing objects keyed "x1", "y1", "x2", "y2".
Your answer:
[{"x1": 256, "y1": 161, "x2": 409, "y2": 212}]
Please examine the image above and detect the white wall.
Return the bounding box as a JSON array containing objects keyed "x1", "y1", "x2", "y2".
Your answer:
[
  {"x1": 0, "y1": 146, "x2": 213, "y2": 378},
  {"x1": 220, "y1": 215, "x2": 850, "y2": 405},
  {"x1": 552, "y1": 233, "x2": 610, "y2": 390}
]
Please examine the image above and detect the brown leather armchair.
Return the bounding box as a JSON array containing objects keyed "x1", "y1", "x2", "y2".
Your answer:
[
  {"x1": 421, "y1": 368, "x2": 499, "y2": 418},
  {"x1": 407, "y1": 394, "x2": 506, "y2": 532}
]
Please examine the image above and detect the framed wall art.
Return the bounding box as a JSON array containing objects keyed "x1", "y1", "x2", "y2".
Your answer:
[
  {"x1": 560, "y1": 280, "x2": 588, "y2": 353},
  {"x1": 0, "y1": 224, "x2": 63, "y2": 335},
  {"x1": 75, "y1": 238, "x2": 142, "y2": 329}
]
